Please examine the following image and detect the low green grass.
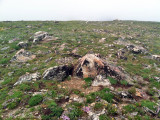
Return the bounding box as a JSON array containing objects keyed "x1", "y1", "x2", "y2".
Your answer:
[
  {"x1": 28, "y1": 95, "x2": 43, "y2": 107},
  {"x1": 108, "y1": 77, "x2": 118, "y2": 85}
]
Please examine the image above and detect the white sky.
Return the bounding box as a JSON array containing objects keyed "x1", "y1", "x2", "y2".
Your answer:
[{"x1": 0, "y1": 0, "x2": 160, "y2": 21}]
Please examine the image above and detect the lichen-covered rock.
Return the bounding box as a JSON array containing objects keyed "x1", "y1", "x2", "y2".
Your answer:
[
  {"x1": 92, "y1": 75, "x2": 111, "y2": 87},
  {"x1": 17, "y1": 41, "x2": 28, "y2": 48},
  {"x1": 115, "y1": 38, "x2": 147, "y2": 54},
  {"x1": 152, "y1": 55, "x2": 160, "y2": 61},
  {"x1": 11, "y1": 49, "x2": 36, "y2": 62},
  {"x1": 74, "y1": 54, "x2": 104, "y2": 78},
  {"x1": 33, "y1": 31, "x2": 48, "y2": 43},
  {"x1": 43, "y1": 65, "x2": 73, "y2": 81},
  {"x1": 116, "y1": 48, "x2": 127, "y2": 60},
  {"x1": 74, "y1": 54, "x2": 134, "y2": 85},
  {"x1": 126, "y1": 44, "x2": 147, "y2": 54},
  {"x1": 14, "y1": 72, "x2": 41, "y2": 86}
]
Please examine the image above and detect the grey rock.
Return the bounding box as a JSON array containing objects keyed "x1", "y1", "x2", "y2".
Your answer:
[
  {"x1": 126, "y1": 44, "x2": 147, "y2": 54},
  {"x1": 11, "y1": 49, "x2": 36, "y2": 62},
  {"x1": 33, "y1": 31, "x2": 48, "y2": 43},
  {"x1": 17, "y1": 41, "x2": 28, "y2": 48},
  {"x1": 152, "y1": 55, "x2": 160, "y2": 61},
  {"x1": 14, "y1": 72, "x2": 41, "y2": 86},
  {"x1": 1, "y1": 46, "x2": 10, "y2": 51},
  {"x1": 43, "y1": 65, "x2": 73, "y2": 81},
  {"x1": 116, "y1": 48, "x2": 127, "y2": 60},
  {"x1": 45, "y1": 57, "x2": 53, "y2": 63},
  {"x1": 8, "y1": 72, "x2": 14, "y2": 76},
  {"x1": 92, "y1": 75, "x2": 111, "y2": 87}
]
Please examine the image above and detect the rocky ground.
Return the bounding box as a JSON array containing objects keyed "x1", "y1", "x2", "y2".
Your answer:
[{"x1": 0, "y1": 21, "x2": 160, "y2": 120}]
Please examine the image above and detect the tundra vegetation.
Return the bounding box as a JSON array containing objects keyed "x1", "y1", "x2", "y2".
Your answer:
[{"x1": 0, "y1": 21, "x2": 160, "y2": 120}]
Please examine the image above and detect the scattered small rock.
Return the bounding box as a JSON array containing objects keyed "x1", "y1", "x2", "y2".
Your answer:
[
  {"x1": 92, "y1": 75, "x2": 111, "y2": 87},
  {"x1": 11, "y1": 49, "x2": 36, "y2": 62},
  {"x1": 17, "y1": 41, "x2": 28, "y2": 48},
  {"x1": 99, "y1": 38, "x2": 106, "y2": 43}
]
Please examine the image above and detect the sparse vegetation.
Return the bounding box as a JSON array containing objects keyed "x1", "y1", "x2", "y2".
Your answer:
[{"x1": 0, "y1": 21, "x2": 160, "y2": 119}]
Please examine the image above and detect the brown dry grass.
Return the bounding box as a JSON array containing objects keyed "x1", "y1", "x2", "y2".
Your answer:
[{"x1": 60, "y1": 77, "x2": 101, "y2": 94}]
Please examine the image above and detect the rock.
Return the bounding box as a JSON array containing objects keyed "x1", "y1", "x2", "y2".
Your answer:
[
  {"x1": 92, "y1": 75, "x2": 111, "y2": 87},
  {"x1": 117, "y1": 91, "x2": 133, "y2": 99},
  {"x1": 17, "y1": 41, "x2": 28, "y2": 48},
  {"x1": 11, "y1": 49, "x2": 36, "y2": 62},
  {"x1": 55, "y1": 57, "x2": 73, "y2": 65},
  {"x1": 8, "y1": 72, "x2": 14, "y2": 76},
  {"x1": 74, "y1": 54, "x2": 134, "y2": 85},
  {"x1": 1, "y1": 46, "x2": 10, "y2": 51},
  {"x1": 74, "y1": 54, "x2": 105, "y2": 78},
  {"x1": 99, "y1": 38, "x2": 106, "y2": 43},
  {"x1": 33, "y1": 31, "x2": 48, "y2": 43},
  {"x1": 72, "y1": 48, "x2": 78, "y2": 54},
  {"x1": 116, "y1": 49, "x2": 127, "y2": 60},
  {"x1": 115, "y1": 38, "x2": 147, "y2": 54},
  {"x1": 14, "y1": 72, "x2": 41, "y2": 86},
  {"x1": 43, "y1": 65, "x2": 73, "y2": 81},
  {"x1": 8, "y1": 38, "x2": 19, "y2": 43},
  {"x1": 42, "y1": 36, "x2": 58, "y2": 42},
  {"x1": 126, "y1": 44, "x2": 147, "y2": 54},
  {"x1": 32, "y1": 89, "x2": 48, "y2": 96},
  {"x1": 135, "y1": 88, "x2": 149, "y2": 99},
  {"x1": 152, "y1": 55, "x2": 160, "y2": 61},
  {"x1": 69, "y1": 94, "x2": 85, "y2": 103},
  {"x1": 88, "y1": 108, "x2": 106, "y2": 120},
  {"x1": 154, "y1": 77, "x2": 160, "y2": 82},
  {"x1": 59, "y1": 43, "x2": 66, "y2": 51},
  {"x1": 130, "y1": 112, "x2": 138, "y2": 116},
  {"x1": 45, "y1": 57, "x2": 53, "y2": 63}
]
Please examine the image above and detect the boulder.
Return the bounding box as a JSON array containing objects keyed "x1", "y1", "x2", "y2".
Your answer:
[
  {"x1": 11, "y1": 49, "x2": 36, "y2": 62},
  {"x1": 33, "y1": 31, "x2": 48, "y2": 43},
  {"x1": 14, "y1": 72, "x2": 41, "y2": 86},
  {"x1": 43, "y1": 65, "x2": 73, "y2": 81},
  {"x1": 74, "y1": 54, "x2": 104, "y2": 78},
  {"x1": 74, "y1": 54, "x2": 134, "y2": 85},
  {"x1": 17, "y1": 41, "x2": 28, "y2": 48},
  {"x1": 92, "y1": 75, "x2": 111, "y2": 87}
]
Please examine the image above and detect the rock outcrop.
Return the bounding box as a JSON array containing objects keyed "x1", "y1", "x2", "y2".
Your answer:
[
  {"x1": 14, "y1": 72, "x2": 41, "y2": 86},
  {"x1": 33, "y1": 31, "x2": 49, "y2": 43},
  {"x1": 74, "y1": 54, "x2": 134, "y2": 85},
  {"x1": 11, "y1": 49, "x2": 36, "y2": 62},
  {"x1": 43, "y1": 65, "x2": 73, "y2": 81},
  {"x1": 115, "y1": 38, "x2": 147, "y2": 54}
]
